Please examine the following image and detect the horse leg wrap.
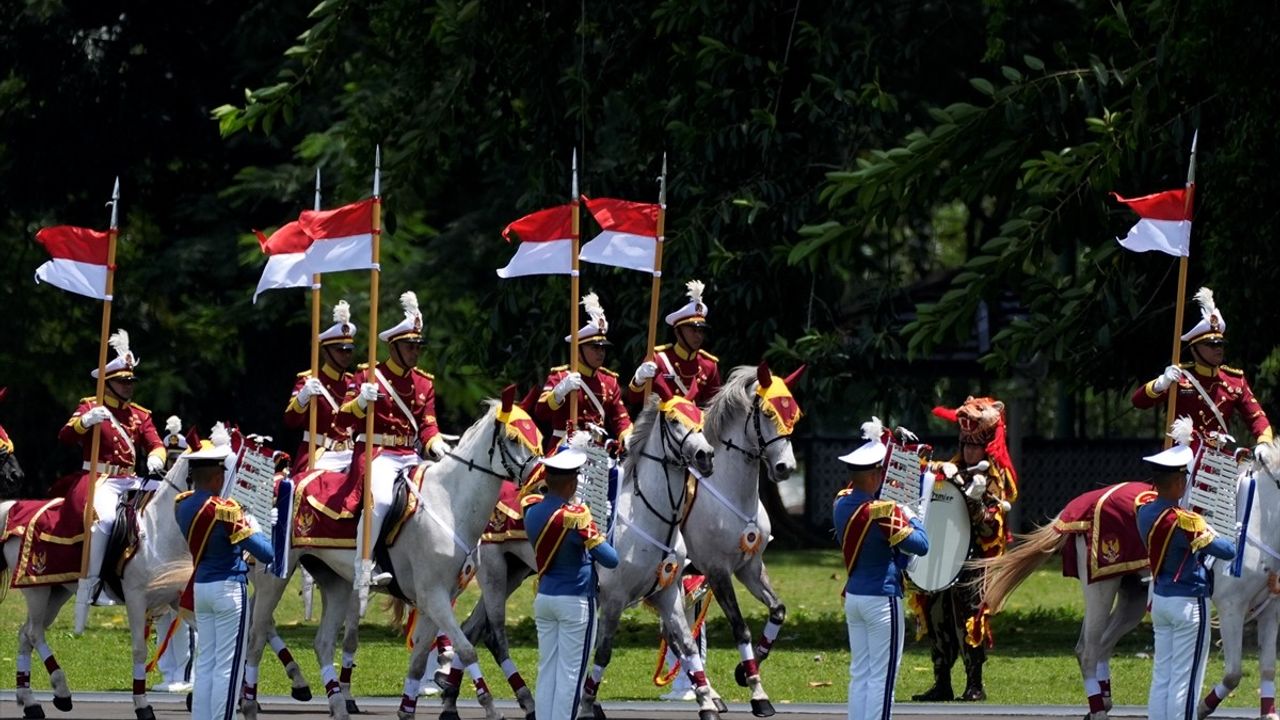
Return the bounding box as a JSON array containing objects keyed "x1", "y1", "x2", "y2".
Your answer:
[
  {"x1": 243, "y1": 665, "x2": 259, "y2": 702},
  {"x1": 17, "y1": 654, "x2": 31, "y2": 690},
  {"x1": 501, "y1": 659, "x2": 527, "y2": 692},
  {"x1": 321, "y1": 665, "x2": 340, "y2": 698},
  {"x1": 1205, "y1": 684, "x2": 1229, "y2": 711},
  {"x1": 398, "y1": 692, "x2": 418, "y2": 715},
  {"x1": 1087, "y1": 694, "x2": 1106, "y2": 714},
  {"x1": 445, "y1": 665, "x2": 464, "y2": 689},
  {"x1": 1263, "y1": 696, "x2": 1277, "y2": 717},
  {"x1": 1098, "y1": 679, "x2": 1111, "y2": 698},
  {"x1": 583, "y1": 665, "x2": 605, "y2": 698},
  {"x1": 36, "y1": 643, "x2": 59, "y2": 675},
  {"x1": 754, "y1": 619, "x2": 781, "y2": 662}
]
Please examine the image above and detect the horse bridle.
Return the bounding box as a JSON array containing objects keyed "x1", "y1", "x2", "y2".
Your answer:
[
  {"x1": 720, "y1": 399, "x2": 791, "y2": 464},
  {"x1": 632, "y1": 410, "x2": 702, "y2": 550},
  {"x1": 441, "y1": 422, "x2": 539, "y2": 482}
]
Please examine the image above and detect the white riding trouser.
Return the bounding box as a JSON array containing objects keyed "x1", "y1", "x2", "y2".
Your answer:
[
  {"x1": 314, "y1": 449, "x2": 352, "y2": 472},
  {"x1": 845, "y1": 593, "x2": 904, "y2": 720},
  {"x1": 534, "y1": 593, "x2": 596, "y2": 720},
  {"x1": 1149, "y1": 594, "x2": 1210, "y2": 720},
  {"x1": 354, "y1": 451, "x2": 421, "y2": 564},
  {"x1": 88, "y1": 475, "x2": 140, "y2": 578},
  {"x1": 156, "y1": 609, "x2": 193, "y2": 685},
  {"x1": 192, "y1": 580, "x2": 249, "y2": 720}
]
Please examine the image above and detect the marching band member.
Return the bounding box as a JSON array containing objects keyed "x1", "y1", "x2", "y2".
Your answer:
[
  {"x1": 175, "y1": 424, "x2": 275, "y2": 720},
  {"x1": 1136, "y1": 418, "x2": 1236, "y2": 720},
  {"x1": 628, "y1": 280, "x2": 723, "y2": 409},
  {"x1": 1132, "y1": 287, "x2": 1273, "y2": 445},
  {"x1": 834, "y1": 417, "x2": 928, "y2": 720},
  {"x1": 337, "y1": 291, "x2": 448, "y2": 588},
  {"x1": 284, "y1": 299, "x2": 358, "y2": 474},
  {"x1": 532, "y1": 292, "x2": 632, "y2": 453},
  {"x1": 60, "y1": 330, "x2": 166, "y2": 628},
  {"x1": 912, "y1": 396, "x2": 1017, "y2": 702},
  {"x1": 523, "y1": 446, "x2": 618, "y2": 720}
]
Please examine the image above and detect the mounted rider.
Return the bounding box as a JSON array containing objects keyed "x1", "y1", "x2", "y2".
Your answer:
[
  {"x1": 1132, "y1": 287, "x2": 1272, "y2": 446},
  {"x1": 337, "y1": 291, "x2": 450, "y2": 587},
  {"x1": 284, "y1": 299, "x2": 358, "y2": 474},
  {"x1": 532, "y1": 292, "x2": 632, "y2": 454},
  {"x1": 61, "y1": 330, "x2": 166, "y2": 623},
  {"x1": 628, "y1": 280, "x2": 723, "y2": 410}
]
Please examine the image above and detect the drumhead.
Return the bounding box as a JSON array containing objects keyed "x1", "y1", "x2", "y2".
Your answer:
[{"x1": 906, "y1": 480, "x2": 972, "y2": 592}]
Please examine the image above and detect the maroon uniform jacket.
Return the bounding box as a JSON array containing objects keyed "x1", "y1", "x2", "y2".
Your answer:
[
  {"x1": 283, "y1": 363, "x2": 356, "y2": 473},
  {"x1": 1132, "y1": 362, "x2": 1273, "y2": 442},
  {"x1": 533, "y1": 365, "x2": 632, "y2": 454},
  {"x1": 627, "y1": 343, "x2": 723, "y2": 409}
]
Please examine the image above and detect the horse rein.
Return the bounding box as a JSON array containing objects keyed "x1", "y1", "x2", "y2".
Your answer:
[
  {"x1": 719, "y1": 401, "x2": 791, "y2": 464},
  {"x1": 631, "y1": 411, "x2": 700, "y2": 554},
  {"x1": 440, "y1": 422, "x2": 538, "y2": 483}
]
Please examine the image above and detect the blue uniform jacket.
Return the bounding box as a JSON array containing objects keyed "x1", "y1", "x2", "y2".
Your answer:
[
  {"x1": 1137, "y1": 496, "x2": 1236, "y2": 598},
  {"x1": 525, "y1": 494, "x2": 619, "y2": 597},
  {"x1": 833, "y1": 488, "x2": 929, "y2": 597},
  {"x1": 176, "y1": 489, "x2": 274, "y2": 584}
]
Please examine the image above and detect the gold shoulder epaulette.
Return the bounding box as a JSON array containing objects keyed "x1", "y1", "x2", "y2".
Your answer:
[
  {"x1": 1174, "y1": 507, "x2": 1208, "y2": 533},
  {"x1": 559, "y1": 503, "x2": 593, "y2": 529},
  {"x1": 697, "y1": 349, "x2": 719, "y2": 362},
  {"x1": 520, "y1": 494, "x2": 544, "y2": 509},
  {"x1": 131, "y1": 402, "x2": 152, "y2": 414},
  {"x1": 297, "y1": 369, "x2": 313, "y2": 378},
  {"x1": 550, "y1": 365, "x2": 569, "y2": 373},
  {"x1": 80, "y1": 396, "x2": 95, "y2": 404},
  {"x1": 357, "y1": 362, "x2": 370, "y2": 370},
  {"x1": 654, "y1": 343, "x2": 672, "y2": 352},
  {"x1": 835, "y1": 488, "x2": 853, "y2": 498},
  {"x1": 865, "y1": 500, "x2": 896, "y2": 519},
  {"x1": 174, "y1": 490, "x2": 194, "y2": 504},
  {"x1": 1179, "y1": 361, "x2": 1196, "y2": 369},
  {"x1": 412, "y1": 368, "x2": 435, "y2": 380},
  {"x1": 1221, "y1": 365, "x2": 1244, "y2": 377},
  {"x1": 597, "y1": 367, "x2": 619, "y2": 378},
  {"x1": 213, "y1": 498, "x2": 243, "y2": 523}
]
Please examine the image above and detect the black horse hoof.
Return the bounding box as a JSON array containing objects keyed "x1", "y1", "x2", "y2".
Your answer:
[
  {"x1": 186, "y1": 693, "x2": 192, "y2": 712},
  {"x1": 698, "y1": 710, "x2": 721, "y2": 720},
  {"x1": 135, "y1": 706, "x2": 157, "y2": 720},
  {"x1": 346, "y1": 698, "x2": 360, "y2": 714},
  {"x1": 440, "y1": 711, "x2": 461, "y2": 720},
  {"x1": 734, "y1": 661, "x2": 751, "y2": 688},
  {"x1": 592, "y1": 701, "x2": 607, "y2": 720},
  {"x1": 51, "y1": 696, "x2": 72, "y2": 712},
  {"x1": 526, "y1": 713, "x2": 536, "y2": 720},
  {"x1": 750, "y1": 698, "x2": 776, "y2": 717},
  {"x1": 23, "y1": 705, "x2": 45, "y2": 719},
  {"x1": 292, "y1": 685, "x2": 313, "y2": 702},
  {"x1": 713, "y1": 696, "x2": 729, "y2": 714}
]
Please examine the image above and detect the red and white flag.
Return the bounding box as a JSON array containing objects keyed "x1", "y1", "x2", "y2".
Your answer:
[
  {"x1": 1111, "y1": 188, "x2": 1191, "y2": 257},
  {"x1": 34, "y1": 225, "x2": 111, "y2": 299},
  {"x1": 578, "y1": 196, "x2": 661, "y2": 273},
  {"x1": 252, "y1": 198, "x2": 377, "y2": 302},
  {"x1": 496, "y1": 204, "x2": 575, "y2": 278}
]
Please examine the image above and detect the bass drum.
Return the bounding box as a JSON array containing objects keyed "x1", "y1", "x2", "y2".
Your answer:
[{"x1": 906, "y1": 480, "x2": 972, "y2": 592}]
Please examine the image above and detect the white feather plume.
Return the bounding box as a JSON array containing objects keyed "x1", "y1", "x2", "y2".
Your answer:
[
  {"x1": 332, "y1": 299, "x2": 351, "y2": 324},
  {"x1": 568, "y1": 431, "x2": 592, "y2": 450},
  {"x1": 1194, "y1": 287, "x2": 1217, "y2": 321},
  {"x1": 686, "y1": 279, "x2": 705, "y2": 304},
  {"x1": 165, "y1": 416, "x2": 181, "y2": 435},
  {"x1": 399, "y1": 291, "x2": 420, "y2": 318},
  {"x1": 209, "y1": 422, "x2": 231, "y2": 448},
  {"x1": 1168, "y1": 416, "x2": 1195, "y2": 447},
  {"x1": 108, "y1": 329, "x2": 131, "y2": 361},
  {"x1": 861, "y1": 416, "x2": 884, "y2": 441},
  {"x1": 581, "y1": 292, "x2": 607, "y2": 331}
]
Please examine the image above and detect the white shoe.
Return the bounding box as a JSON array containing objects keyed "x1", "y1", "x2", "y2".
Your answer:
[
  {"x1": 371, "y1": 571, "x2": 393, "y2": 586},
  {"x1": 660, "y1": 688, "x2": 696, "y2": 702}
]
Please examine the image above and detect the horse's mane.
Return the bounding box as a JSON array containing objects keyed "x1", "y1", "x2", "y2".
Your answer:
[
  {"x1": 703, "y1": 365, "x2": 757, "y2": 441},
  {"x1": 453, "y1": 400, "x2": 501, "y2": 452},
  {"x1": 620, "y1": 394, "x2": 666, "y2": 484}
]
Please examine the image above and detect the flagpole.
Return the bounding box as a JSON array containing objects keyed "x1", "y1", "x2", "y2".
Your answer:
[
  {"x1": 569, "y1": 150, "x2": 581, "y2": 430},
  {"x1": 308, "y1": 168, "x2": 323, "y2": 471},
  {"x1": 1163, "y1": 130, "x2": 1198, "y2": 448},
  {"x1": 641, "y1": 154, "x2": 668, "y2": 405},
  {"x1": 360, "y1": 147, "x2": 382, "y2": 593},
  {"x1": 80, "y1": 177, "x2": 120, "y2": 579}
]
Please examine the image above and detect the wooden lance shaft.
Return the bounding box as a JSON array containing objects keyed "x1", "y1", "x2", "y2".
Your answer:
[
  {"x1": 569, "y1": 193, "x2": 581, "y2": 429},
  {"x1": 307, "y1": 274, "x2": 322, "y2": 471},
  {"x1": 642, "y1": 158, "x2": 668, "y2": 405},
  {"x1": 80, "y1": 228, "x2": 119, "y2": 578},
  {"x1": 361, "y1": 199, "x2": 382, "y2": 561},
  {"x1": 1162, "y1": 184, "x2": 1196, "y2": 449}
]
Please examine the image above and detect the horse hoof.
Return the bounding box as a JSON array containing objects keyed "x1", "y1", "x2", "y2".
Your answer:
[
  {"x1": 186, "y1": 694, "x2": 192, "y2": 712},
  {"x1": 347, "y1": 698, "x2": 361, "y2": 714},
  {"x1": 592, "y1": 701, "x2": 607, "y2": 720},
  {"x1": 699, "y1": 710, "x2": 721, "y2": 720},
  {"x1": 750, "y1": 699, "x2": 775, "y2": 717},
  {"x1": 441, "y1": 711, "x2": 461, "y2": 720},
  {"x1": 51, "y1": 696, "x2": 72, "y2": 712},
  {"x1": 135, "y1": 707, "x2": 156, "y2": 720},
  {"x1": 23, "y1": 706, "x2": 45, "y2": 720},
  {"x1": 714, "y1": 696, "x2": 729, "y2": 714},
  {"x1": 526, "y1": 714, "x2": 536, "y2": 720},
  {"x1": 734, "y1": 662, "x2": 750, "y2": 688},
  {"x1": 292, "y1": 686, "x2": 313, "y2": 702}
]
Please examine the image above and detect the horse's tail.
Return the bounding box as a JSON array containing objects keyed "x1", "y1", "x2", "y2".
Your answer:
[
  {"x1": 968, "y1": 519, "x2": 1065, "y2": 614},
  {"x1": 384, "y1": 597, "x2": 411, "y2": 635},
  {"x1": 145, "y1": 561, "x2": 193, "y2": 596}
]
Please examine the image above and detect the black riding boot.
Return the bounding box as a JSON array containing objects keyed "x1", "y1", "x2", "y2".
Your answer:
[
  {"x1": 959, "y1": 663, "x2": 985, "y2": 702},
  {"x1": 912, "y1": 669, "x2": 954, "y2": 702}
]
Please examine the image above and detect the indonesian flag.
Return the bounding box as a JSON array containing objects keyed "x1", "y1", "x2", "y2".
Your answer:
[
  {"x1": 578, "y1": 196, "x2": 661, "y2": 273},
  {"x1": 252, "y1": 198, "x2": 377, "y2": 302},
  {"x1": 496, "y1": 204, "x2": 575, "y2": 278},
  {"x1": 1111, "y1": 188, "x2": 1192, "y2": 257},
  {"x1": 34, "y1": 225, "x2": 111, "y2": 299}
]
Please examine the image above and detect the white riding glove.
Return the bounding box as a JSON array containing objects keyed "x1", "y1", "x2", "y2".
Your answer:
[
  {"x1": 81, "y1": 406, "x2": 112, "y2": 427},
  {"x1": 1153, "y1": 364, "x2": 1183, "y2": 393},
  {"x1": 428, "y1": 437, "x2": 452, "y2": 460},
  {"x1": 965, "y1": 473, "x2": 989, "y2": 501},
  {"x1": 896, "y1": 426, "x2": 919, "y2": 444},
  {"x1": 245, "y1": 514, "x2": 262, "y2": 534},
  {"x1": 552, "y1": 372, "x2": 584, "y2": 404},
  {"x1": 355, "y1": 383, "x2": 379, "y2": 410},
  {"x1": 297, "y1": 377, "x2": 325, "y2": 407},
  {"x1": 632, "y1": 361, "x2": 658, "y2": 387},
  {"x1": 939, "y1": 462, "x2": 959, "y2": 480},
  {"x1": 146, "y1": 454, "x2": 165, "y2": 475}
]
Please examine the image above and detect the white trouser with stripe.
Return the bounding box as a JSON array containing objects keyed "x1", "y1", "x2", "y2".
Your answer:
[
  {"x1": 1148, "y1": 594, "x2": 1210, "y2": 720},
  {"x1": 845, "y1": 593, "x2": 904, "y2": 720},
  {"x1": 354, "y1": 451, "x2": 421, "y2": 563},
  {"x1": 534, "y1": 593, "x2": 596, "y2": 720},
  {"x1": 192, "y1": 580, "x2": 249, "y2": 720}
]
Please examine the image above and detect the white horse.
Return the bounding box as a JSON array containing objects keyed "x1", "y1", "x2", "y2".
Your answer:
[
  {"x1": 456, "y1": 535, "x2": 538, "y2": 719},
  {"x1": 680, "y1": 364, "x2": 801, "y2": 718},
  {"x1": 977, "y1": 442, "x2": 1280, "y2": 720},
  {"x1": 0, "y1": 457, "x2": 194, "y2": 720},
  {"x1": 243, "y1": 392, "x2": 542, "y2": 720},
  {"x1": 578, "y1": 390, "x2": 719, "y2": 720}
]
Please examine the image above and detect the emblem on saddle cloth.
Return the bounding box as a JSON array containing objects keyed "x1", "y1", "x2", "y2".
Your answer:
[{"x1": 1100, "y1": 536, "x2": 1122, "y2": 564}]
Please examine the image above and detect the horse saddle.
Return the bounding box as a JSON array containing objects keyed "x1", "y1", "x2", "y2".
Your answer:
[
  {"x1": 370, "y1": 465, "x2": 431, "y2": 604},
  {"x1": 101, "y1": 494, "x2": 149, "y2": 603}
]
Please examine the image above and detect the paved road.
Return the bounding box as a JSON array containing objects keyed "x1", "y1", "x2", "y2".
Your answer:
[{"x1": 7, "y1": 692, "x2": 1265, "y2": 720}]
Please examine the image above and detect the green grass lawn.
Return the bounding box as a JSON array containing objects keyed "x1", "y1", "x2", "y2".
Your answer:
[{"x1": 0, "y1": 549, "x2": 1267, "y2": 708}]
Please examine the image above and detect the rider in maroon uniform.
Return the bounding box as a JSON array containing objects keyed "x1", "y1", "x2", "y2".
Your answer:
[
  {"x1": 284, "y1": 300, "x2": 358, "y2": 474},
  {"x1": 628, "y1": 280, "x2": 722, "y2": 412}
]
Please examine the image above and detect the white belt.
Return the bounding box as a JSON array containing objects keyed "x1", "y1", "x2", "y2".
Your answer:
[
  {"x1": 355, "y1": 433, "x2": 416, "y2": 448},
  {"x1": 302, "y1": 432, "x2": 353, "y2": 452},
  {"x1": 83, "y1": 461, "x2": 132, "y2": 476}
]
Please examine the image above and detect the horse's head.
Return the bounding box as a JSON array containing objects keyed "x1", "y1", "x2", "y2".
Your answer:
[
  {"x1": 750, "y1": 362, "x2": 803, "y2": 482},
  {"x1": 491, "y1": 385, "x2": 544, "y2": 483},
  {"x1": 0, "y1": 447, "x2": 24, "y2": 498},
  {"x1": 638, "y1": 376, "x2": 714, "y2": 476}
]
